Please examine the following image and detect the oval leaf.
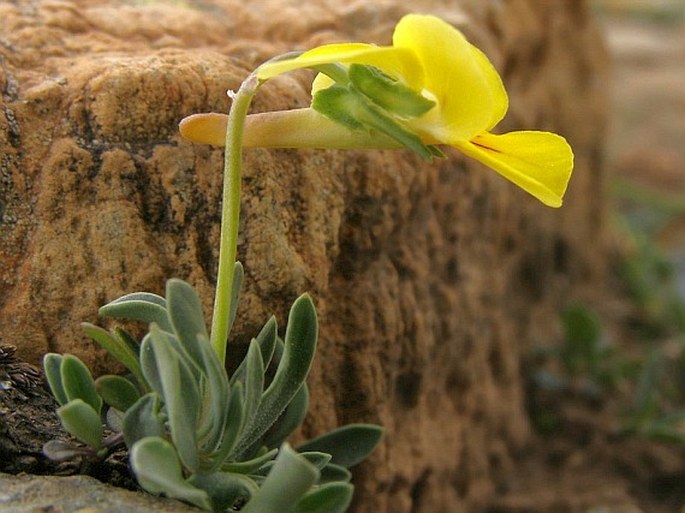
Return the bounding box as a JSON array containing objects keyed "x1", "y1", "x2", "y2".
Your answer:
[
  {"x1": 122, "y1": 393, "x2": 166, "y2": 448},
  {"x1": 81, "y1": 323, "x2": 145, "y2": 388},
  {"x1": 61, "y1": 355, "x2": 102, "y2": 414},
  {"x1": 235, "y1": 295, "x2": 317, "y2": 455},
  {"x1": 43, "y1": 353, "x2": 67, "y2": 406},
  {"x1": 130, "y1": 436, "x2": 210, "y2": 510},
  {"x1": 150, "y1": 326, "x2": 201, "y2": 472},
  {"x1": 240, "y1": 444, "x2": 319, "y2": 513},
  {"x1": 57, "y1": 399, "x2": 103, "y2": 449},
  {"x1": 99, "y1": 292, "x2": 172, "y2": 332},
  {"x1": 296, "y1": 424, "x2": 383, "y2": 468},
  {"x1": 166, "y1": 278, "x2": 208, "y2": 369},
  {"x1": 95, "y1": 375, "x2": 140, "y2": 413},
  {"x1": 294, "y1": 482, "x2": 354, "y2": 513}
]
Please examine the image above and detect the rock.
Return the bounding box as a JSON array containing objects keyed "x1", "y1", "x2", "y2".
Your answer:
[
  {"x1": 0, "y1": 1, "x2": 610, "y2": 511},
  {"x1": 0, "y1": 472, "x2": 198, "y2": 513}
]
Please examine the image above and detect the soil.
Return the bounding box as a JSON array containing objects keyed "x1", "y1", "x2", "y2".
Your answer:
[{"x1": 0, "y1": 343, "x2": 136, "y2": 490}]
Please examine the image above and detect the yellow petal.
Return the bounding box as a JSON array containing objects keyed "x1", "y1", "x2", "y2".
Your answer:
[
  {"x1": 452, "y1": 131, "x2": 574, "y2": 207},
  {"x1": 311, "y1": 72, "x2": 334, "y2": 95},
  {"x1": 179, "y1": 113, "x2": 228, "y2": 146},
  {"x1": 256, "y1": 43, "x2": 418, "y2": 81},
  {"x1": 393, "y1": 14, "x2": 508, "y2": 141}
]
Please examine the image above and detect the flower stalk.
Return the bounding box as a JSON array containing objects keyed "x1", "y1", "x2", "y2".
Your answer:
[{"x1": 209, "y1": 74, "x2": 259, "y2": 363}]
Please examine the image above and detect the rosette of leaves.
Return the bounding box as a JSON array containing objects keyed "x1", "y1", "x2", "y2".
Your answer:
[{"x1": 43, "y1": 264, "x2": 382, "y2": 513}]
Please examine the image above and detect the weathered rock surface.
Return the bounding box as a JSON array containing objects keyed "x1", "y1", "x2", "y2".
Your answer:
[
  {"x1": 0, "y1": 472, "x2": 198, "y2": 513},
  {"x1": 0, "y1": 1, "x2": 609, "y2": 511}
]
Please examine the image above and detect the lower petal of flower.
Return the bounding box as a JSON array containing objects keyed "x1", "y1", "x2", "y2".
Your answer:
[{"x1": 452, "y1": 131, "x2": 574, "y2": 208}]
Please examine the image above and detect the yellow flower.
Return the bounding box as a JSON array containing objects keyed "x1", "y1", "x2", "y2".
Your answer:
[{"x1": 180, "y1": 14, "x2": 573, "y2": 207}]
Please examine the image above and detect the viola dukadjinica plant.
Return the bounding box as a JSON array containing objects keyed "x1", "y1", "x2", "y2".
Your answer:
[{"x1": 43, "y1": 13, "x2": 574, "y2": 513}]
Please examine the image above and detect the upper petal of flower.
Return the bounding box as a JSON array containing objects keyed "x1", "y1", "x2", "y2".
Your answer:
[
  {"x1": 256, "y1": 43, "x2": 419, "y2": 82},
  {"x1": 393, "y1": 14, "x2": 508, "y2": 142},
  {"x1": 451, "y1": 131, "x2": 574, "y2": 207}
]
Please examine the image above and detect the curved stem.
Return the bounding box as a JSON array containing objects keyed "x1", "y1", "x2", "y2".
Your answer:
[{"x1": 210, "y1": 75, "x2": 259, "y2": 364}]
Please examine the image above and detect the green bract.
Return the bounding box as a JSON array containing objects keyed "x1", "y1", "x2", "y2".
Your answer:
[
  {"x1": 311, "y1": 63, "x2": 442, "y2": 161},
  {"x1": 43, "y1": 273, "x2": 382, "y2": 512}
]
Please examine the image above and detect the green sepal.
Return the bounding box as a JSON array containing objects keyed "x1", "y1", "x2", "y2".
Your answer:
[
  {"x1": 57, "y1": 399, "x2": 104, "y2": 450},
  {"x1": 312, "y1": 84, "x2": 365, "y2": 131},
  {"x1": 311, "y1": 63, "x2": 350, "y2": 85},
  {"x1": 296, "y1": 423, "x2": 383, "y2": 468},
  {"x1": 61, "y1": 354, "x2": 102, "y2": 414},
  {"x1": 313, "y1": 84, "x2": 435, "y2": 160},
  {"x1": 348, "y1": 63, "x2": 435, "y2": 118},
  {"x1": 130, "y1": 436, "x2": 211, "y2": 510},
  {"x1": 95, "y1": 375, "x2": 141, "y2": 413}
]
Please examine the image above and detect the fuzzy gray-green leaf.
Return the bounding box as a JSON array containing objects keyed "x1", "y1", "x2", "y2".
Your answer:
[
  {"x1": 208, "y1": 381, "x2": 245, "y2": 470},
  {"x1": 319, "y1": 463, "x2": 352, "y2": 484},
  {"x1": 234, "y1": 295, "x2": 317, "y2": 456},
  {"x1": 130, "y1": 436, "x2": 211, "y2": 510},
  {"x1": 240, "y1": 444, "x2": 319, "y2": 513},
  {"x1": 242, "y1": 339, "x2": 265, "y2": 429},
  {"x1": 258, "y1": 451, "x2": 330, "y2": 475},
  {"x1": 230, "y1": 316, "x2": 277, "y2": 386},
  {"x1": 150, "y1": 326, "x2": 201, "y2": 472},
  {"x1": 61, "y1": 354, "x2": 102, "y2": 414},
  {"x1": 139, "y1": 333, "x2": 163, "y2": 396},
  {"x1": 196, "y1": 332, "x2": 230, "y2": 452},
  {"x1": 293, "y1": 482, "x2": 353, "y2": 513},
  {"x1": 260, "y1": 384, "x2": 308, "y2": 451},
  {"x1": 43, "y1": 353, "x2": 67, "y2": 406},
  {"x1": 221, "y1": 448, "x2": 278, "y2": 474},
  {"x1": 81, "y1": 324, "x2": 144, "y2": 387},
  {"x1": 296, "y1": 424, "x2": 383, "y2": 468},
  {"x1": 189, "y1": 471, "x2": 258, "y2": 512},
  {"x1": 57, "y1": 399, "x2": 103, "y2": 449},
  {"x1": 228, "y1": 261, "x2": 244, "y2": 335},
  {"x1": 166, "y1": 278, "x2": 209, "y2": 369},
  {"x1": 95, "y1": 375, "x2": 141, "y2": 413},
  {"x1": 42, "y1": 440, "x2": 87, "y2": 462},
  {"x1": 122, "y1": 393, "x2": 165, "y2": 448},
  {"x1": 99, "y1": 292, "x2": 172, "y2": 332}
]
